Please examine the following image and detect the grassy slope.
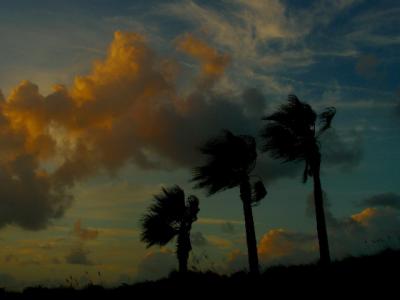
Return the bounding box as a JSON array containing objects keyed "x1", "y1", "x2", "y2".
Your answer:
[{"x1": 2, "y1": 248, "x2": 399, "y2": 298}]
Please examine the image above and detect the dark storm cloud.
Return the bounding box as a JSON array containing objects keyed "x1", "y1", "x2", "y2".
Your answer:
[
  {"x1": 242, "y1": 87, "x2": 268, "y2": 118},
  {"x1": 320, "y1": 129, "x2": 363, "y2": 170},
  {"x1": 359, "y1": 193, "x2": 400, "y2": 210},
  {"x1": 0, "y1": 154, "x2": 72, "y2": 230}
]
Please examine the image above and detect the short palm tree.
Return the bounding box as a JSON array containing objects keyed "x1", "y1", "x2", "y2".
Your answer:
[
  {"x1": 192, "y1": 130, "x2": 267, "y2": 275},
  {"x1": 140, "y1": 185, "x2": 200, "y2": 273},
  {"x1": 260, "y1": 95, "x2": 336, "y2": 266}
]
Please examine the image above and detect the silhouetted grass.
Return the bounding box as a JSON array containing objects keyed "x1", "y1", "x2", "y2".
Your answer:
[{"x1": 2, "y1": 248, "x2": 399, "y2": 298}]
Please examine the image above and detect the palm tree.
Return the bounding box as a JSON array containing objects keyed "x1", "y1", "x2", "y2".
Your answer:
[
  {"x1": 192, "y1": 130, "x2": 267, "y2": 275},
  {"x1": 140, "y1": 185, "x2": 200, "y2": 273},
  {"x1": 260, "y1": 95, "x2": 336, "y2": 266}
]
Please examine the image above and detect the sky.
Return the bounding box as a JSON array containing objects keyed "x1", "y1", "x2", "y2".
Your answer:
[{"x1": 0, "y1": 0, "x2": 399, "y2": 290}]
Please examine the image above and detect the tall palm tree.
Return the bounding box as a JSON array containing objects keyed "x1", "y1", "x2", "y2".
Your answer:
[
  {"x1": 140, "y1": 185, "x2": 200, "y2": 273},
  {"x1": 260, "y1": 95, "x2": 336, "y2": 266},
  {"x1": 192, "y1": 130, "x2": 267, "y2": 275}
]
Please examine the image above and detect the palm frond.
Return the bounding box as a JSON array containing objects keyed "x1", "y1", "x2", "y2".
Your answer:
[
  {"x1": 251, "y1": 180, "x2": 267, "y2": 205},
  {"x1": 140, "y1": 185, "x2": 186, "y2": 247},
  {"x1": 317, "y1": 107, "x2": 336, "y2": 136},
  {"x1": 260, "y1": 122, "x2": 307, "y2": 162},
  {"x1": 260, "y1": 95, "x2": 334, "y2": 183},
  {"x1": 186, "y1": 195, "x2": 200, "y2": 222},
  {"x1": 192, "y1": 130, "x2": 257, "y2": 195},
  {"x1": 261, "y1": 95, "x2": 317, "y2": 162},
  {"x1": 140, "y1": 215, "x2": 177, "y2": 247},
  {"x1": 302, "y1": 160, "x2": 314, "y2": 183}
]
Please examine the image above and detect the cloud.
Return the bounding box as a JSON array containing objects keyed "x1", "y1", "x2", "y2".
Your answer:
[
  {"x1": 0, "y1": 154, "x2": 72, "y2": 230},
  {"x1": 65, "y1": 246, "x2": 94, "y2": 265},
  {"x1": 359, "y1": 193, "x2": 400, "y2": 210},
  {"x1": 312, "y1": 193, "x2": 400, "y2": 258},
  {"x1": 73, "y1": 219, "x2": 99, "y2": 241},
  {"x1": 242, "y1": 88, "x2": 268, "y2": 118},
  {"x1": 162, "y1": 0, "x2": 363, "y2": 94},
  {"x1": 163, "y1": 0, "x2": 308, "y2": 92},
  {"x1": 135, "y1": 250, "x2": 176, "y2": 281},
  {"x1": 226, "y1": 249, "x2": 248, "y2": 272},
  {"x1": 0, "y1": 31, "x2": 364, "y2": 230},
  {"x1": 226, "y1": 191, "x2": 400, "y2": 271},
  {"x1": 0, "y1": 31, "x2": 250, "y2": 229},
  {"x1": 320, "y1": 129, "x2": 363, "y2": 170},
  {"x1": 191, "y1": 231, "x2": 233, "y2": 250},
  {"x1": 258, "y1": 229, "x2": 317, "y2": 265},
  {"x1": 346, "y1": 6, "x2": 400, "y2": 47},
  {"x1": 207, "y1": 235, "x2": 233, "y2": 249},
  {"x1": 177, "y1": 33, "x2": 230, "y2": 88}
]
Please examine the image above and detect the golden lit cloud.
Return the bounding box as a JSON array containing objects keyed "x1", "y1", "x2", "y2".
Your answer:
[
  {"x1": 0, "y1": 31, "x2": 251, "y2": 230},
  {"x1": 351, "y1": 207, "x2": 378, "y2": 224},
  {"x1": 177, "y1": 33, "x2": 230, "y2": 83}
]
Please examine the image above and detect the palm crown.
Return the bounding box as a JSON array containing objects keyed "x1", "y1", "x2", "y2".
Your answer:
[
  {"x1": 260, "y1": 94, "x2": 335, "y2": 265},
  {"x1": 140, "y1": 185, "x2": 199, "y2": 248},
  {"x1": 260, "y1": 95, "x2": 336, "y2": 182},
  {"x1": 192, "y1": 130, "x2": 266, "y2": 274},
  {"x1": 192, "y1": 130, "x2": 257, "y2": 195}
]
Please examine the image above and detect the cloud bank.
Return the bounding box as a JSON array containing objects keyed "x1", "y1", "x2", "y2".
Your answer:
[{"x1": 0, "y1": 31, "x2": 362, "y2": 230}]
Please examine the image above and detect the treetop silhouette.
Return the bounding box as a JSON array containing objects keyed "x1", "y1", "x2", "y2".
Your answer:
[
  {"x1": 140, "y1": 185, "x2": 200, "y2": 273},
  {"x1": 192, "y1": 130, "x2": 267, "y2": 275},
  {"x1": 260, "y1": 94, "x2": 336, "y2": 265}
]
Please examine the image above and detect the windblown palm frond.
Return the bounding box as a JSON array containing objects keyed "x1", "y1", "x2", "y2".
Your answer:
[
  {"x1": 251, "y1": 180, "x2": 267, "y2": 205},
  {"x1": 261, "y1": 95, "x2": 317, "y2": 162},
  {"x1": 186, "y1": 195, "x2": 200, "y2": 222},
  {"x1": 192, "y1": 130, "x2": 257, "y2": 195},
  {"x1": 261, "y1": 94, "x2": 336, "y2": 183},
  {"x1": 140, "y1": 185, "x2": 186, "y2": 247},
  {"x1": 317, "y1": 107, "x2": 336, "y2": 136}
]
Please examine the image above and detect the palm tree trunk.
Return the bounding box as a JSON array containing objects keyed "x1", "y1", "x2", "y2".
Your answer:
[
  {"x1": 311, "y1": 156, "x2": 331, "y2": 266},
  {"x1": 240, "y1": 178, "x2": 260, "y2": 275},
  {"x1": 177, "y1": 226, "x2": 189, "y2": 273}
]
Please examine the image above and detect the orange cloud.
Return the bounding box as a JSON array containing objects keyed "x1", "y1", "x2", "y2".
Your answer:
[
  {"x1": 177, "y1": 33, "x2": 230, "y2": 85},
  {"x1": 0, "y1": 31, "x2": 262, "y2": 230},
  {"x1": 258, "y1": 228, "x2": 316, "y2": 263},
  {"x1": 351, "y1": 207, "x2": 379, "y2": 224},
  {"x1": 258, "y1": 229, "x2": 293, "y2": 258}
]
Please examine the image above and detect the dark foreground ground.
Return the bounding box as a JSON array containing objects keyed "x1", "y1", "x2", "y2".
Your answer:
[{"x1": 2, "y1": 248, "x2": 400, "y2": 299}]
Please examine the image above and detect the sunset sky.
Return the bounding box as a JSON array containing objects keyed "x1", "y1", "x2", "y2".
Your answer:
[{"x1": 0, "y1": 0, "x2": 399, "y2": 290}]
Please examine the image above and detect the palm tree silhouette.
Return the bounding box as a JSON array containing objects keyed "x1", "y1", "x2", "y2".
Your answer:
[
  {"x1": 192, "y1": 130, "x2": 267, "y2": 275},
  {"x1": 140, "y1": 185, "x2": 200, "y2": 273},
  {"x1": 260, "y1": 95, "x2": 336, "y2": 266}
]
